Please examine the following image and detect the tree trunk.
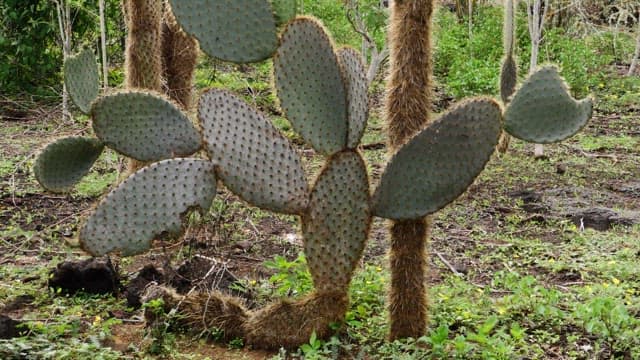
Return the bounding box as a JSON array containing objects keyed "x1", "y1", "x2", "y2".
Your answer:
[
  {"x1": 527, "y1": 0, "x2": 548, "y2": 158},
  {"x1": 628, "y1": 20, "x2": 640, "y2": 77},
  {"x1": 55, "y1": 0, "x2": 72, "y2": 122},
  {"x1": 385, "y1": 0, "x2": 434, "y2": 341},
  {"x1": 99, "y1": 0, "x2": 108, "y2": 88}
]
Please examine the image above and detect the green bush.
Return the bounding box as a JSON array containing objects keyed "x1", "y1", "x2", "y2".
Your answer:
[
  {"x1": 433, "y1": 5, "x2": 626, "y2": 100},
  {"x1": 434, "y1": 7, "x2": 504, "y2": 98},
  {"x1": 0, "y1": 0, "x2": 125, "y2": 97},
  {"x1": 0, "y1": 0, "x2": 60, "y2": 95}
]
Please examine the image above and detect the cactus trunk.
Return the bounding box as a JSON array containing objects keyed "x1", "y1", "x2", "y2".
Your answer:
[
  {"x1": 125, "y1": 0, "x2": 163, "y2": 172},
  {"x1": 161, "y1": 4, "x2": 199, "y2": 110},
  {"x1": 385, "y1": 0, "x2": 435, "y2": 340}
]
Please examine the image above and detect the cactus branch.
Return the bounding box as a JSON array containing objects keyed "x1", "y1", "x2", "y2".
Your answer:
[{"x1": 385, "y1": 0, "x2": 435, "y2": 340}]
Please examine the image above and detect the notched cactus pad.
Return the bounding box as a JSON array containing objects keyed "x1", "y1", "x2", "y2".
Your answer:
[
  {"x1": 80, "y1": 159, "x2": 217, "y2": 256},
  {"x1": 168, "y1": 0, "x2": 278, "y2": 63},
  {"x1": 271, "y1": 0, "x2": 297, "y2": 26},
  {"x1": 34, "y1": 137, "x2": 104, "y2": 193},
  {"x1": 504, "y1": 66, "x2": 593, "y2": 143},
  {"x1": 92, "y1": 91, "x2": 201, "y2": 161},
  {"x1": 302, "y1": 151, "x2": 370, "y2": 292},
  {"x1": 199, "y1": 89, "x2": 308, "y2": 214},
  {"x1": 338, "y1": 47, "x2": 369, "y2": 149},
  {"x1": 274, "y1": 17, "x2": 348, "y2": 155},
  {"x1": 372, "y1": 98, "x2": 503, "y2": 221},
  {"x1": 64, "y1": 49, "x2": 100, "y2": 114}
]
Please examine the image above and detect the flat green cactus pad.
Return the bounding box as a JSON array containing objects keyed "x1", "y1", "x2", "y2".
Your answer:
[
  {"x1": 34, "y1": 137, "x2": 104, "y2": 193},
  {"x1": 274, "y1": 17, "x2": 348, "y2": 155},
  {"x1": 199, "y1": 89, "x2": 309, "y2": 214},
  {"x1": 500, "y1": 55, "x2": 517, "y2": 104},
  {"x1": 302, "y1": 150, "x2": 370, "y2": 292},
  {"x1": 80, "y1": 159, "x2": 217, "y2": 256},
  {"x1": 338, "y1": 47, "x2": 369, "y2": 149},
  {"x1": 64, "y1": 49, "x2": 100, "y2": 114},
  {"x1": 271, "y1": 0, "x2": 297, "y2": 26},
  {"x1": 504, "y1": 66, "x2": 593, "y2": 143},
  {"x1": 372, "y1": 98, "x2": 503, "y2": 221},
  {"x1": 92, "y1": 91, "x2": 201, "y2": 161},
  {"x1": 168, "y1": 0, "x2": 278, "y2": 63}
]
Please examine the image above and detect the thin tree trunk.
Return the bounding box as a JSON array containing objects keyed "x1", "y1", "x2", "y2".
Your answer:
[
  {"x1": 527, "y1": 0, "x2": 549, "y2": 158},
  {"x1": 385, "y1": 0, "x2": 435, "y2": 341},
  {"x1": 55, "y1": 0, "x2": 72, "y2": 122},
  {"x1": 628, "y1": 20, "x2": 640, "y2": 76},
  {"x1": 99, "y1": 0, "x2": 108, "y2": 88}
]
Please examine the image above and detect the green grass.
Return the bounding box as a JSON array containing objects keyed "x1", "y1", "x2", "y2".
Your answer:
[{"x1": 578, "y1": 135, "x2": 638, "y2": 152}]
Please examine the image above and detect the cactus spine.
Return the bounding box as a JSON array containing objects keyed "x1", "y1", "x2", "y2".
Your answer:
[{"x1": 385, "y1": 0, "x2": 435, "y2": 340}]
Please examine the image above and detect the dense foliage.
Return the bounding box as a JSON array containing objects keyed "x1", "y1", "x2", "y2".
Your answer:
[{"x1": 0, "y1": 0, "x2": 124, "y2": 97}]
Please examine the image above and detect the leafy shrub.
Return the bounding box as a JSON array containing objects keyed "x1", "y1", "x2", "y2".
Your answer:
[
  {"x1": 0, "y1": 0, "x2": 60, "y2": 95},
  {"x1": 434, "y1": 7, "x2": 504, "y2": 98}
]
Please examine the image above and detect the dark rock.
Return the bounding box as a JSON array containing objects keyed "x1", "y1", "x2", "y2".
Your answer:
[
  {"x1": 171, "y1": 256, "x2": 240, "y2": 295},
  {"x1": 609, "y1": 181, "x2": 640, "y2": 198},
  {"x1": 125, "y1": 265, "x2": 165, "y2": 308},
  {"x1": 2, "y1": 295, "x2": 34, "y2": 312},
  {"x1": 510, "y1": 190, "x2": 550, "y2": 213},
  {"x1": 570, "y1": 207, "x2": 636, "y2": 231},
  {"x1": 556, "y1": 163, "x2": 567, "y2": 175},
  {"x1": 0, "y1": 315, "x2": 22, "y2": 339},
  {"x1": 48, "y1": 257, "x2": 120, "y2": 295}
]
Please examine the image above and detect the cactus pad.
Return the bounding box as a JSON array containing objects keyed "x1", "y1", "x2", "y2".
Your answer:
[
  {"x1": 338, "y1": 47, "x2": 369, "y2": 149},
  {"x1": 274, "y1": 17, "x2": 348, "y2": 155},
  {"x1": 199, "y1": 89, "x2": 309, "y2": 214},
  {"x1": 80, "y1": 159, "x2": 217, "y2": 256},
  {"x1": 92, "y1": 91, "x2": 201, "y2": 161},
  {"x1": 372, "y1": 98, "x2": 503, "y2": 221},
  {"x1": 168, "y1": 0, "x2": 278, "y2": 63},
  {"x1": 302, "y1": 151, "x2": 370, "y2": 292},
  {"x1": 64, "y1": 49, "x2": 100, "y2": 114},
  {"x1": 271, "y1": 0, "x2": 297, "y2": 26},
  {"x1": 504, "y1": 66, "x2": 593, "y2": 143},
  {"x1": 34, "y1": 137, "x2": 104, "y2": 193}
]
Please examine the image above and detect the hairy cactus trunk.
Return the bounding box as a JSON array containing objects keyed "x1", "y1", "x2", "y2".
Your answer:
[
  {"x1": 385, "y1": 0, "x2": 434, "y2": 340},
  {"x1": 125, "y1": 0, "x2": 163, "y2": 172},
  {"x1": 497, "y1": 0, "x2": 517, "y2": 154},
  {"x1": 161, "y1": 4, "x2": 199, "y2": 110}
]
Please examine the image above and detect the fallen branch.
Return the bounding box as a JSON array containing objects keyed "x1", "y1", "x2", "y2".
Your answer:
[{"x1": 434, "y1": 251, "x2": 463, "y2": 277}]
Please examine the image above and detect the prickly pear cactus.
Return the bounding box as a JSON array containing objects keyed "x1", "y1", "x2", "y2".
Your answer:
[
  {"x1": 80, "y1": 159, "x2": 217, "y2": 256},
  {"x1": 372, "y1": 99, "x2": 503, "y2": 220},
  {"x1": 274, "y1": 18, "x2": 348, "y2": 155},
  {"x1": 34, "y1": 137, "x2": 104, "y2": 193},
  {"x1": 168, "y1": 0, "x2": 278, "y2": 63},
  {"x1": 303, "y1": 150, "x2": 370, "y2": 293},
  {"x1": 504, "y1": 66, "x2": 593, "y2": 143},
  {"x1": 64, "y1": 49, "x2": 100, "y2": 114},
  {"x1": 199, "y1": 89, "x2": 309, "y2": 214},
  {"x1": 35, "y1": 0, "x2": 593, "y2": 351},
  {"x1": 34, "y1": 50, "x2": 105, "y2": 193},
  {"x1": 92, "y1": 91, "x2": 201, "y2": 161}
]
